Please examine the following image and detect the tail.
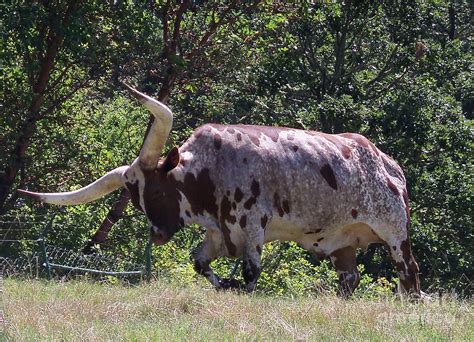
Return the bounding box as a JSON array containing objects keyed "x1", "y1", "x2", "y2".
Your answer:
[{"x1": 380, "y1": 152, "x2": 411, "y2": 226}]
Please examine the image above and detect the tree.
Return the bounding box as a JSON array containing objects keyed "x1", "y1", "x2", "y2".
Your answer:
[
  {"x1": 171, "y1": 0, "x2": 472, "y2": 293},
  {"x1": 3, "y1": 0, "x2": 471, "y2": 295},
  {"x1": 86, "y1": 0, "x2": 261, "y2": 251},
  {"x1": 1, "y1": 1, "x2": 84, "y2": 212}
]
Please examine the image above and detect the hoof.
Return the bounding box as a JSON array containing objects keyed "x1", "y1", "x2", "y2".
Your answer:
[
  {"x1": 420, "y1": 290, "x2": 433, "y2": 302},
  {"x1": 218, "y1": 278, "x2": 244, "y2": 290}
]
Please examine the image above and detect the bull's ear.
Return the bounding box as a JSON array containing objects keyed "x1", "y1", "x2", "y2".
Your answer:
[{"x1": 161, "y1": 146, "x2": 180, "y2": 173}]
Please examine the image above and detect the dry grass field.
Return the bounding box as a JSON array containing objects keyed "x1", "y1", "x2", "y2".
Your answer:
[{"x1": 1, "y1": 279, "x2": 473, "y2": 341}]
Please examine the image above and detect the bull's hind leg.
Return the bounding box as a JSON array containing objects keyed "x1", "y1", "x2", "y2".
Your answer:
[
  {"x1": 386, "y1": 237, "x2": 420, "y2": 296},
  {"x1": 330, "y1": 246, "x2": 360, "y2": 297}
]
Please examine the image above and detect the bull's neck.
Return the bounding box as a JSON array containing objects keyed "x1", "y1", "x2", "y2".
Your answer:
[{"x1": 170, "y1": 160, "x2": 220, "y2": 230}]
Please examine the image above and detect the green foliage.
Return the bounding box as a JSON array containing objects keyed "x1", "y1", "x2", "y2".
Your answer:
[{"x1": 1, "y1": 0, "x2": 472, "y2": 296}]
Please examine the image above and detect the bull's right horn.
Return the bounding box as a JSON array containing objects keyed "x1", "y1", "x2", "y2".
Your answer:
[
  {"x1": 17, "y1": 166, "x2": 128, "y2": 205},
  {"x1": 121, "y1": 82, "x2": 173, "y2": 170}
]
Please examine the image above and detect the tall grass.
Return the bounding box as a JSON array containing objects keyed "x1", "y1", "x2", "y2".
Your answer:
[
  {"x1": 3, "y1": 278, "x2": 473, "y2": 341},
  {"x1": 0, "y1": 272, "x2": 5, "y2": 342}
]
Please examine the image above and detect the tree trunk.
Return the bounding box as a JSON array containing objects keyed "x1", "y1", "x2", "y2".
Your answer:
[
  {"x1": 448, "y1": 3, "x2": 456, "y2": 40},
  {"x1": 0, "y1": 26, "x2": 65, "y2": 213},
  {"x1": 0, "y1": 115, "x2": 41, "y2": 213},
  {"x1": 82, "y1": 188, "x2": 131, "y2": 253}
]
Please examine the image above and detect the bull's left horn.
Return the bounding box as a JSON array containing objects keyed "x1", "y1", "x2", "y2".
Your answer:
[
  {"x1": 17, "y1": 166, "x2": 129, "y2": 205},
  {"x1": 121, "y1": 82, "x2": 173, "y2": 170}
]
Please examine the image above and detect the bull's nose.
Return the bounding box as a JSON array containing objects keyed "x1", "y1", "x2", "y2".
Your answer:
[{"x1": 150, "y1": 226, "x2": 169, "y2": 245}]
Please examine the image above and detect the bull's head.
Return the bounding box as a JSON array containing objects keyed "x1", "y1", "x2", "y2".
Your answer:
[{"x1": 18, "y1": 83, "x2": 181, "y2": 245}]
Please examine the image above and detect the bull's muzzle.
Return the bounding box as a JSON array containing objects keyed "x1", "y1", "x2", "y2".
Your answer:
[{"x1": 150, "y1": 226, "x2": 171, "y2": 245}]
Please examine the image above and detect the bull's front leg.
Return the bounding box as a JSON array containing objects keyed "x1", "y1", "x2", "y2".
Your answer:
[
  {"x1": 192, "y1": 231, "x2": 222, "y2": 289},
  {"x1": 192, "y1": 229, "x2": 242, "y2": 290}
]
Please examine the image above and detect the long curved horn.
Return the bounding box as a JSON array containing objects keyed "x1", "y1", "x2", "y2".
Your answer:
[
  {"x1": 122, "y1": 82, "x2": 173, "y2": 170},
  {"x1": 17, "y1": 166, "x2": 128, "y2": 205}
]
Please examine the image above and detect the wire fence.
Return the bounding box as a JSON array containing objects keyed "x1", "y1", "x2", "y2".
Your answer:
[
  {"x1": 0, "y1": 212, "x2": 152, "y2": 282},
  {"x1": 0, "y1": 243, "x2": 149, "y2": 280}
]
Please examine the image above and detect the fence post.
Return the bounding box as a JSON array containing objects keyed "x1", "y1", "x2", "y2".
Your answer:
[
  {"x1": 38, "y1": 238, "x2": 52, "y2": 279},
  {"x1": 38, "y1": 212, "x2": 57, "y2": 280},
  {"x1": 145, "y1": 238, "x2": 153, "y2": 281}
]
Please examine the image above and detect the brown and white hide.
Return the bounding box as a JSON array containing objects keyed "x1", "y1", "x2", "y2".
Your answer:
[{"x1": 131, "y1": 124, "x2": 420, "y2": 295}]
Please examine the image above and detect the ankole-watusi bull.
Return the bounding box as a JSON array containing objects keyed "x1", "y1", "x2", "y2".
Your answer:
[{"x1": 18, "y1": 83, "x2": 420, "y2": 296}]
